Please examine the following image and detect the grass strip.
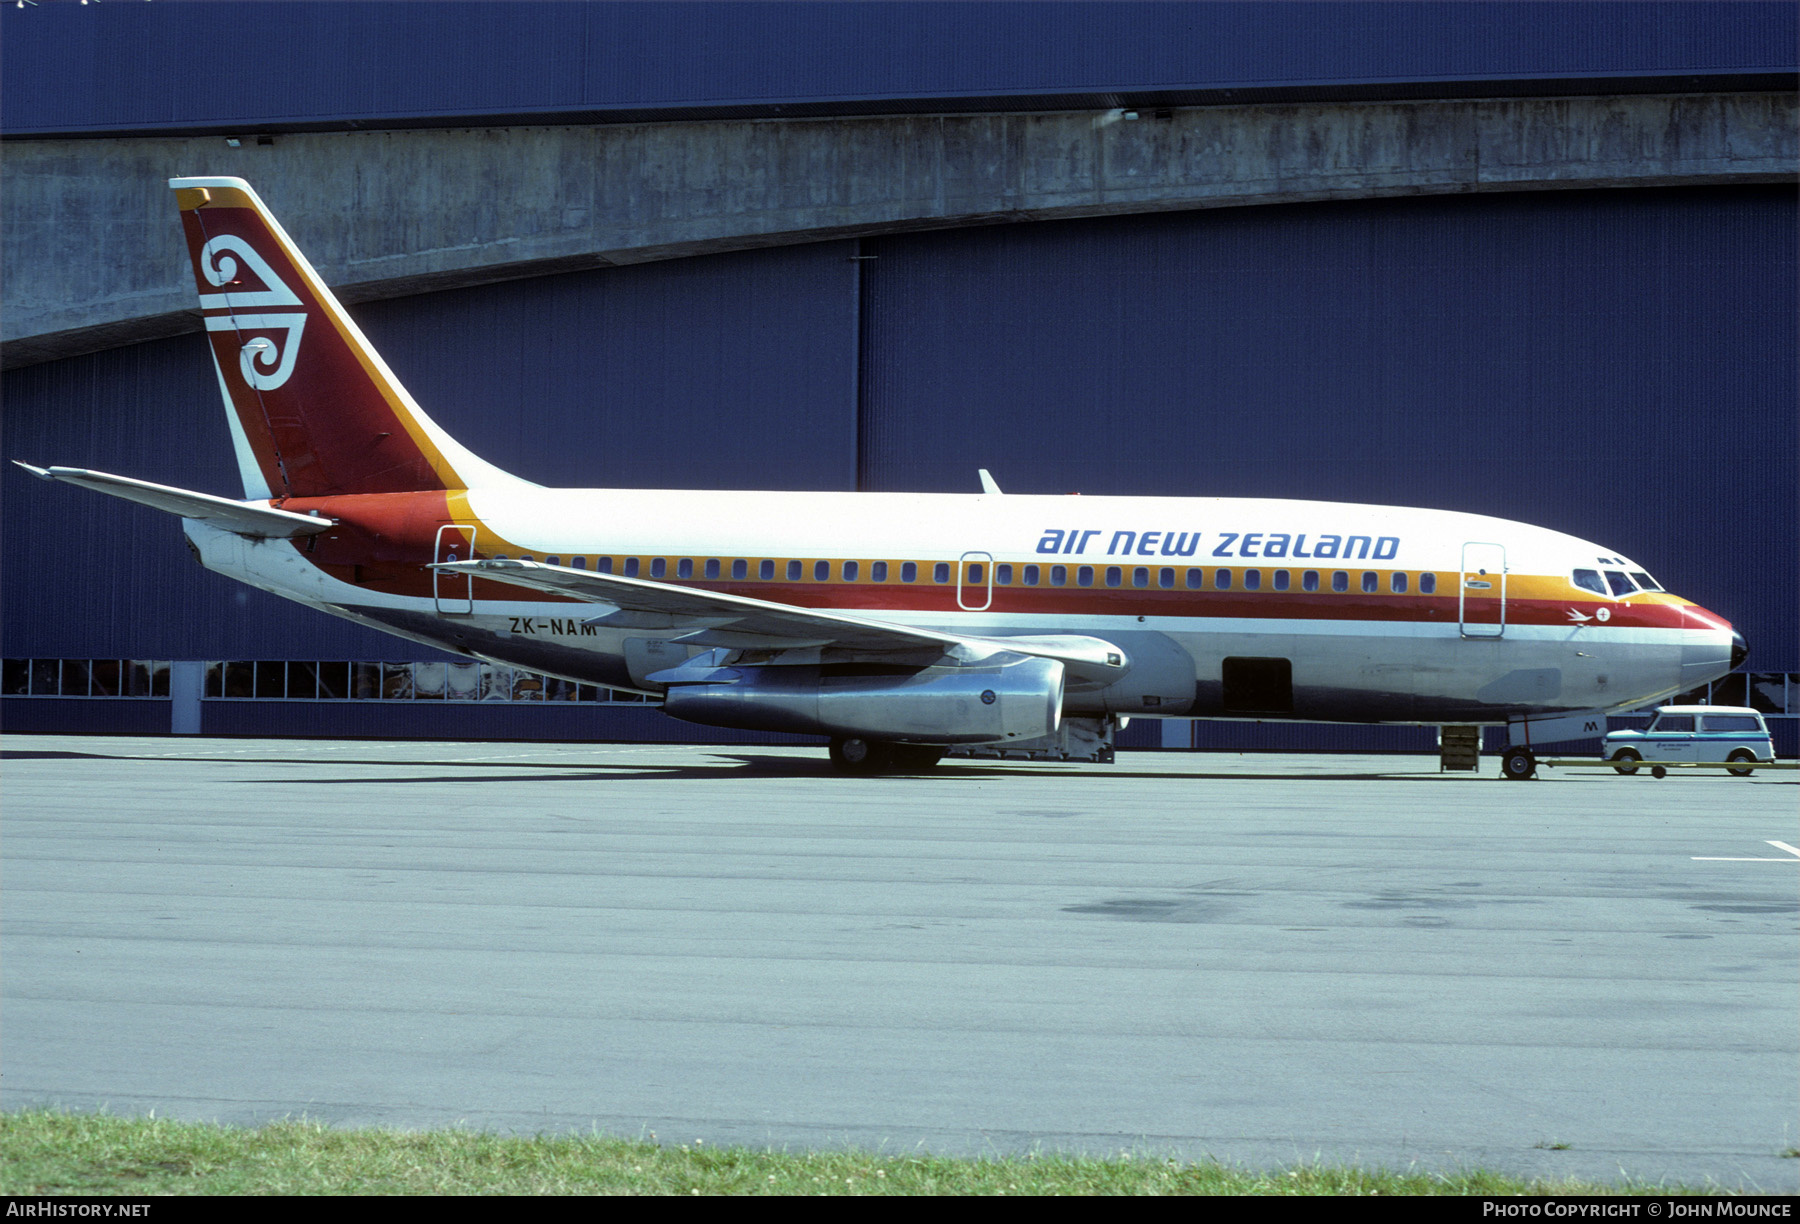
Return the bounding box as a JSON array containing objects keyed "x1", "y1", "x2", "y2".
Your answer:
[{"x1": 0, "y1": 1110, "x2": 1719, "y2": 1196}]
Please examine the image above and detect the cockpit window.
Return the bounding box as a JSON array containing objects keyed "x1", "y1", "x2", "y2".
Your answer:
[
  {"x1": 1630, "y1": 571, "x2": 1662, "y2": 592},
  {"x1": 1571, "y1": 569, "x2": 1606, "y2": 596},
  {"x1": 1603, "y1": 570, "x2": 1637, "y2": 597}
]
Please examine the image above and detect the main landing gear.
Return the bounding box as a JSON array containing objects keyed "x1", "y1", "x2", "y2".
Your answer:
[{"x1": 827, "y1": 737, "x2": 947, "y2": 775}]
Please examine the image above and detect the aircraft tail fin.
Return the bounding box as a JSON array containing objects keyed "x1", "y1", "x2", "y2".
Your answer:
[{"x1": 170, "y1": 176, "x2": 527, "y2": 500}]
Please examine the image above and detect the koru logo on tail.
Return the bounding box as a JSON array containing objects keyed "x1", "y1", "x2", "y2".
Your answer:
[{"x1": 198, "y1": 235, "x2": 307, "y2": 391}]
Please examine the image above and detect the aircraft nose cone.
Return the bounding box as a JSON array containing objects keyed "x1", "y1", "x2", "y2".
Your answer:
[{"x1": 1731, "y1": 631, "x2": 1748, "y2": 670}]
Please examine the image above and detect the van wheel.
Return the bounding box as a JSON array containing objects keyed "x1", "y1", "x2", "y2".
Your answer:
[
  {"x1": 1726, "y1": 749, "x2": 1757, "y2": 778},
  {"x1": 1610, "y1": 748, "x2": 1641, "y2": 776},
  {"x1": 1501, "y1": 749, "x2": 1536, "y2": 781},
  {"x1": 1650, "y1": 765, "x2": 1667, "y2": 779},
  {"x1": 829, "y1": 737, "x2": 891, "y2": 775}
]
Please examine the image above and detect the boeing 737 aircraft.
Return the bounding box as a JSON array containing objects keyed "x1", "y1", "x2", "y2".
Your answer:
[{"x1": 18, "y1": 177, "x2": 1748, "y2": 775}]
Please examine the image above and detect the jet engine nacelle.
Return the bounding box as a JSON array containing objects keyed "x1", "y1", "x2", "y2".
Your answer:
[{"x1": 661, "y1": 654, "x2": 1065, "y2": 744}]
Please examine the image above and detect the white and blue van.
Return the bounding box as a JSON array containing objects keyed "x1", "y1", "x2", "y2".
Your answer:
[{"x1": 1604, "y1": 706, "x2": 1774, "y2": 776}]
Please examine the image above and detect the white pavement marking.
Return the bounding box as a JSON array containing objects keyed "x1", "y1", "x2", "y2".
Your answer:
[{"x1": 1691, "y1": 840, "x2": 1800, "y2": 862}]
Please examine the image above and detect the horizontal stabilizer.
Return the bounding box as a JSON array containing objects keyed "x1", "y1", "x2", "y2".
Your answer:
[{"x1": 13, "y1": 463, "x2": 333, "y2": 538}]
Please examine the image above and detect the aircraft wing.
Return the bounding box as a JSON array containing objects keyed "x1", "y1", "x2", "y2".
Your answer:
[
  {"x1": 434, "y1": 557, "x2": 1130, "y2": 681},
  {"x1": 13, "y1": 463, "x2": 333, "y2": 538}
]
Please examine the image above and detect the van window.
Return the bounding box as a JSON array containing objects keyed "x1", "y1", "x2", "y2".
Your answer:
[
  {"x1": 1653, "y1": 714, "x2": 1695, "y2": 732},
  {"x1": 1702, "y1": 714, "x2": 1760, "y2": 733}
]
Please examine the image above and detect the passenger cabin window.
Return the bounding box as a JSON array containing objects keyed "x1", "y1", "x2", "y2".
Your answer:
[
  {"x1": 1361, "y1": 572, "x2": 1377, "y2": 593},
  {"x1": 901, "y1": 562, "x2": 918, "y2": 582},
  {"x1": 624, "y1": 558, "x2": 640, "y2": 577},
  {"x1": 1215, "y1": 569, "x2": 1232, "y2": 590},
  {"x1": 1332, "y1": 572, "x2": 1348, "y2": 592},
  {"x1": 598, "y1": 557, "x2": 613, "y2": 574},
  {"x1": 1131, "y1": 567, "x2": 1148, "y2": 588},
  {"x1": 1419, "y1": 572, "x2": 1436, "y2": 594},
  {"x1": 814, "y1": 561, "x2": 830, "y2": 581},
  {"x1": 676, "y1": 559, "x2": 693, "y2": 579},
  {"x1": 1185, "y1": 569, "x2": 1203, "y2": 589},
  {"x1": 1243, "y1": 570, "x2": 1261, "y2": 591},
  {"x1": 1302, "y1": 571, "x2": 1318, "y2": 592},
  {"x1": 1105, "y1": 567, "x2": 1121, "y2": 588},
  {"x1": 651, "y1": 558, "x2": 667, "y2": 578},
  {"x1": 1272, "y1": 570, "x2": 1289, "y2": 591},
  {"x1": 872, "y1": 561, "x2": 888, "y2": 582},
  {"x1": 1050, "y1": 565, "x2": 1067, "y2": 587},
  {"x1": 1159, "y1": 568, "x2": 1174, "y2": 589},
  {"x1": 967, "y1": 563, "x2": 984, "y2": 584},
  {"x1": 787, "y1": 560, "x2": 802, "y2": 581},
  {"x1": 1390, "y1": 572, "x2": 1407, "y2": 593},
  {"x1": 572, "y1": 557, "x2": 587, "y2": 570},
  {"x1": 731, "y1": 559, "x2": 747, "y2": 580},
  {"x1": 843, "y1": 561, "x2": 859, "y2": 581},
  {"x1": 545, "y1": 556, "x2": 560, "y2": 567},
  {"x1": 1077, "y1": 566, "x2": 1094, "y2": 587},
  {"x1": 1023, "y1": 565, "x2": 1040, "y2": 586},
  {"x1": 705, "y1": 559, "x2": 720, "y2": 580},
  {"x1": 996, "y1": 564, "x2": 1012, "y2": 585},
  {"x1": 933, "y1": 563, "x2": 950, "y2": 583},
  {"x1": 757, "y1": 560, "x2": 773, "y2": 580}
]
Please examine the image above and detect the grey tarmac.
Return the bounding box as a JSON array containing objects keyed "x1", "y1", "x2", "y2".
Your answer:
[{"x1": 3, "y1": 735, "x2": 1795, "y2": 1190}]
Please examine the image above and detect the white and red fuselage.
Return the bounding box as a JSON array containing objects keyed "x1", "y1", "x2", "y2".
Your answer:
[{"x1": 26, "y1": 177, "x2": 1747, "y2": 762}]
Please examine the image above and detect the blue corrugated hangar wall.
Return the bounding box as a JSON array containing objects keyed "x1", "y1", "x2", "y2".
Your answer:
[{"x1": 3, "y1": 3, "x2": 1795, "y2": 747}]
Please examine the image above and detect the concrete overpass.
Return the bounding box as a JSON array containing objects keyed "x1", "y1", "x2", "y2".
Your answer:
[{"x1": 4, "y1": 90, "x2": 1794, "y2": 369}]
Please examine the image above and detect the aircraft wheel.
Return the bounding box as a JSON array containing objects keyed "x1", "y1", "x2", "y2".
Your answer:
[
  {"x1": 1726, "y1": 749, "x2": 1757, "y2": 778},
  {"x1": 829, "y1": 737, "x2": 892, "y2": 775},
  {"x1": 1500, "y1": 748, "x2": 1536, "y2": 781},
  {"x1": 886, "y1": 745, "x2": 947, "y2": 772},
  {"x1": 1610, "y1": 749, "x2": 1641, "y2": 776},
  {"x1": 1650, "y1": 765, "x2": 1668, "y2": 779}
]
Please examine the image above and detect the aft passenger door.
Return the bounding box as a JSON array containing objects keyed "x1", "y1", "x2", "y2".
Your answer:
[
  {"x1": 434, "y1": 524, "x2": 478, "y2": 615},
  {"x1": 958, "y1": 551, "x2": 994, "y2": 611},
  {"x1": 1459, "y1": 542, "x2": 1506, "y2": 638}
]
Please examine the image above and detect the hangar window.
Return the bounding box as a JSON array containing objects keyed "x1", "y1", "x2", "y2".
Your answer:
[
  {"x1": 624, "y1": 558, "x2": 640, "y2": 577},
  {"x1": 1105, "y1": 567, "x2": 1122, "y2": 588},
  {"x1": 1050, "y1": 565, "x2": 1067, "y2": 586},
  {"x1": 1131, "y1": 567, "x2": 1148, "y2": 588},
  {"x1": 872, "y1": 561, "x2": 889, "y2": 582},
  {"x1": 1243, "y1": 570, "x2": 1261, "y2": 591},
  {"x1": 650, "y1": 558, "x2": 667, "y2": 578},
  {"x1": 1391, "y1": 572, "x2": 1408, "y2": 594},
  {"x1": 787, "y1": 560, "x2": 802, "y2": 580},
  {"x1": 732, "y1": 559, "x2": 747, "y2": 580},
  {"x1": 1023, "y1": 565, "x2": 1040, "y2": 586},
  {"x1": 1186, "y1": 568, "x2": 1203, "y2": 589},
  {"x1": 1272, "y1": 571, "x2": 1289, "y2": 591},
  {"x1": 1361, "y1": 571, "x2": 1377, "y2": 593},
  {"x1": 1302, "y1": 571, "x2": 1318, "y2": 591},
  {"x1": 1215, "y1": 569, "x2": 1232, "y2": 590},
  {"x1": 758, "y1": 559, "x2": 773, "y2": 580},
  {"x1": 597, "y1": 557, "x2": 613, "y2": 574},
  {"x1": 1159, "y1": 568, "x2": 1174, "y2": 589},
  {"x1": 901, "y1": 561, "x2": 918, "y2": 583},
  {"x1": 996, "y1": 565, "x2": 1012, "y2": 585},
  {"x1": 1420, "y1": 572, "x2": 1436, "y2": 594},
  {"x1": 843, "y1": 561, "x2": 859, "y2": 581},
  {"x1": 705, "y1": 559, "x2": 720, "y2": 580},
  {"x1": 1077, "y1": 566, "x2": 1094, "y2": 587},
  {"x1": 814, "y1": 560, "x2": 830, "y2": 581},
  {"x1": 676, "y1": 559, "x2": 693, "y2": 579},
  {"x1": 1332, "y1": 571, "x2": 1348, "y2": 592}
]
